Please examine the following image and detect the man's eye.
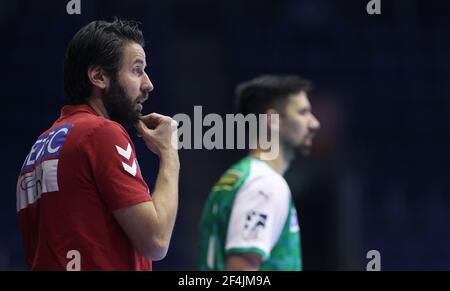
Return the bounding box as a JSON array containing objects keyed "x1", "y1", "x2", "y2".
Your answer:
[
  {"x1": 133, "y1": 68, "x2": 143, "y2": 75},
  {"x1": 299, "y1": 109, "x2": 308, "y2": 115}
]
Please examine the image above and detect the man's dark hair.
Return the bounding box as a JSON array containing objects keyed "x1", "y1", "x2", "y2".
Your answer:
[
  {"x1": 64, "y1": 19, "x2": 145, "y2": 104},
  {"x1": 236, "y1": 75, "x2": 312, "y2": 115}
]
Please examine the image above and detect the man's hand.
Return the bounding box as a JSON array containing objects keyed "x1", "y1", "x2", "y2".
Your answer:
[
  {"x1": 135, "y1": 113, "x2": 178, "y2": 157},
  {"x1": 114, "y1": 113, "x2": 180, "y2": 261}
]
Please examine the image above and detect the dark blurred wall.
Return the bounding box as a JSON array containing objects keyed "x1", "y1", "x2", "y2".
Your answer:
[{"x1": 1, "y1": 0, "x2": 449, "y2": 270}]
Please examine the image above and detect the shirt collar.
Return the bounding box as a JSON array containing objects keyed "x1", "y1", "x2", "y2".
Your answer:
[{"x1": 59, "y1": 104, "x2": 100, "y2": 119}]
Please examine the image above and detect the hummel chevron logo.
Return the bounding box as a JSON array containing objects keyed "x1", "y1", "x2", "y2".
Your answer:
[
  {"x1": 122, "y1": 160, "x2": 137, "y2": 176},
  {"x1": 115, "y1": 143, "x2": 137, "y2": 177},
  {"x1": 115, "y1": 144, "x2": 132, "y2": 160}
]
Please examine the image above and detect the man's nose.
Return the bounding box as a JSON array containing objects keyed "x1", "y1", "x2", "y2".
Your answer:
[
  {"x1": 310, "y1": 114, "x2": 321, "y2": 131},
  {"x1": 142, "y1": 72, "x2": 154, "y2": 92}
]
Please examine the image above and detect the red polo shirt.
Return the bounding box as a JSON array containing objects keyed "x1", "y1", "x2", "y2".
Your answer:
[{"x1": 17, "y1": 105, "x2": 152, "y2": 270}]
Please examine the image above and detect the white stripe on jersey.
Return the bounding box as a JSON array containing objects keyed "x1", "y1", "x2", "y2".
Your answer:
[{"x1": 16, "y1": 159, "x2": 59, "y2": 212}]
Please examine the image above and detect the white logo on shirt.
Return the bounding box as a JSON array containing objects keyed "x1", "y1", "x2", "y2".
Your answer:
[
  {"x1": 115, "y1": 143, "x2": 137, "y2": 177},
  {"x1": 257, "y1": 190, "x2": 270, "y2": 201},
  {"x1": 243, "y1": 210, "x2": 267, "y2": 240}
]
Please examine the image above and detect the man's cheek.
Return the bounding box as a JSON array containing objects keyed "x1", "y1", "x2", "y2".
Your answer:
[{"x1": 294, "y1": 122, "x2": 306, "y2": 136}]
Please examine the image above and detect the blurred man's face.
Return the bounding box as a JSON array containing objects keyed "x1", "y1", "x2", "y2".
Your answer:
[
  {"x1": 102, "y1": 42, "x2": 153, "y2": 126},
  {"x1": 279, "y1": 91, "x2": 320, "y2": 155}
]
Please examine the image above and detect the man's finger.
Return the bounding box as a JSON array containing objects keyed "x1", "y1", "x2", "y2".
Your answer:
[
  {"x1": 139, "y1": 113, "x2": 166, "y2": 129},
  {"x1": 134, "y1": 120, "x2": 148, "y2": 137}
]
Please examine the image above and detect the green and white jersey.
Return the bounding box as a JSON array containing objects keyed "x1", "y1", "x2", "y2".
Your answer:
[{"x1": 198, "y1": 156, "x2": 302, "y2": 271}]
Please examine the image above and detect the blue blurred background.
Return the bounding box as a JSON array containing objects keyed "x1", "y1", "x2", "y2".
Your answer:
[{"x1": 1, "y1": 0, "x2": 449, "y2": 270}]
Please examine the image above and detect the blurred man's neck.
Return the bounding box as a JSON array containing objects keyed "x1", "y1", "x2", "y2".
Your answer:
[
  {"x1": 88, "y1": 96, "x2": 110, "y2": 119},
  {"x1": 250, "y1": 143, "x2": 294, "y2": 175}
]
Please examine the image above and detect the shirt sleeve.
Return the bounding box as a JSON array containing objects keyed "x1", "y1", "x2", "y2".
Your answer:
[
  {"x1": 80, "y1": 121, "x2": 151, "y2": 212},
  {"x1": 225, "y1": 175, "x2": 291, "y2": 260}
]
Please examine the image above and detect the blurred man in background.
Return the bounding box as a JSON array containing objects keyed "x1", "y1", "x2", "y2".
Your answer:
[
  {"x1": 16, "y1": 19, "x2": 179, "y2": 270},
  {"x1": 198, "y1": 75, "x2": 320, "y2": 271}
]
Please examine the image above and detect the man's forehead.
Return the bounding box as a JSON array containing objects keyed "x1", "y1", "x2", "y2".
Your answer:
[
  {"x1": 290, "y1": 91, "x2": 311, "y2": 108},
  {"x1": 123, "y1": 42, "x2": 146, "y2": 63}
]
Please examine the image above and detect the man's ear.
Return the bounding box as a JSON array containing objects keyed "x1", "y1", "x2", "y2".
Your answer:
[
  {"x1": 87, "y1": 66, "x2": 109, "y2": 90},
  {"x1": 265, "y1": 108, "x2": 280, "y2": 131}
]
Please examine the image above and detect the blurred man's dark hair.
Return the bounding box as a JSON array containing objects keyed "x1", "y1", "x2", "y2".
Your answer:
[
  {"x1": 236, "y1": 75, "x2": 312, "y2": 115},
  {"x1": 64, "y1": 19, "x2": 144, "y2": 105}
]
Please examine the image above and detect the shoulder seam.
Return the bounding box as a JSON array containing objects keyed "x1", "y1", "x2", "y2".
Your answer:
[{"x1": 75, "y1": 119, "x2": 128, "y2": 150}]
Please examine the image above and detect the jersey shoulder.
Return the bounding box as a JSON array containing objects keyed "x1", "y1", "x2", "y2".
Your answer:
[
  {"x1": 243, "y1": 159, "x2": 291, "y2": 196},
  {"x1": 67, "y1": 114, "x2": 130, "y2": 148},
  {"x1": 211, "y1": 157, "x2": 253, "y2": 193}
]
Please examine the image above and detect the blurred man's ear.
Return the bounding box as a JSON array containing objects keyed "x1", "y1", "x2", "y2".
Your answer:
[
  {"x1": 265, "y1": 109, "x2": 280, "y2": 131},
  {"x1": 87, "y1": 66, "x2": 110, "y2": 90}
]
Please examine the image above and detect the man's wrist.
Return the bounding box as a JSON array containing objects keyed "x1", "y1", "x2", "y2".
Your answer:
[{"x1": 159, "y1": 150, "x2": 180, "y2": 167}]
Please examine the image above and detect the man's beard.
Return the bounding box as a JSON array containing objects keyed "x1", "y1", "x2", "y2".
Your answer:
[
  {"x1": 282, "y1": 137, "x2": 312, "y2": 158},
  {"x1": 101, "y1": 77, "x2": 144, "y2": 127},
  {"x1": 296, "y1": 144, "x2": 311, "y2": 156}
]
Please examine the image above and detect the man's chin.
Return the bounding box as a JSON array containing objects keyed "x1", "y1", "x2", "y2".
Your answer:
[
  {"x1": 300, "y1": 148, "x2": 311, "y2": 156},
  {"x1": 295, "y1": 144, "x2": 312, "y2": 156},
  {"x1": 111, "y1": 113, "x2": 140, "y2": 128},
  {"x1": 129, "y1": 113, "x2": 141, "y2": 126}
]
